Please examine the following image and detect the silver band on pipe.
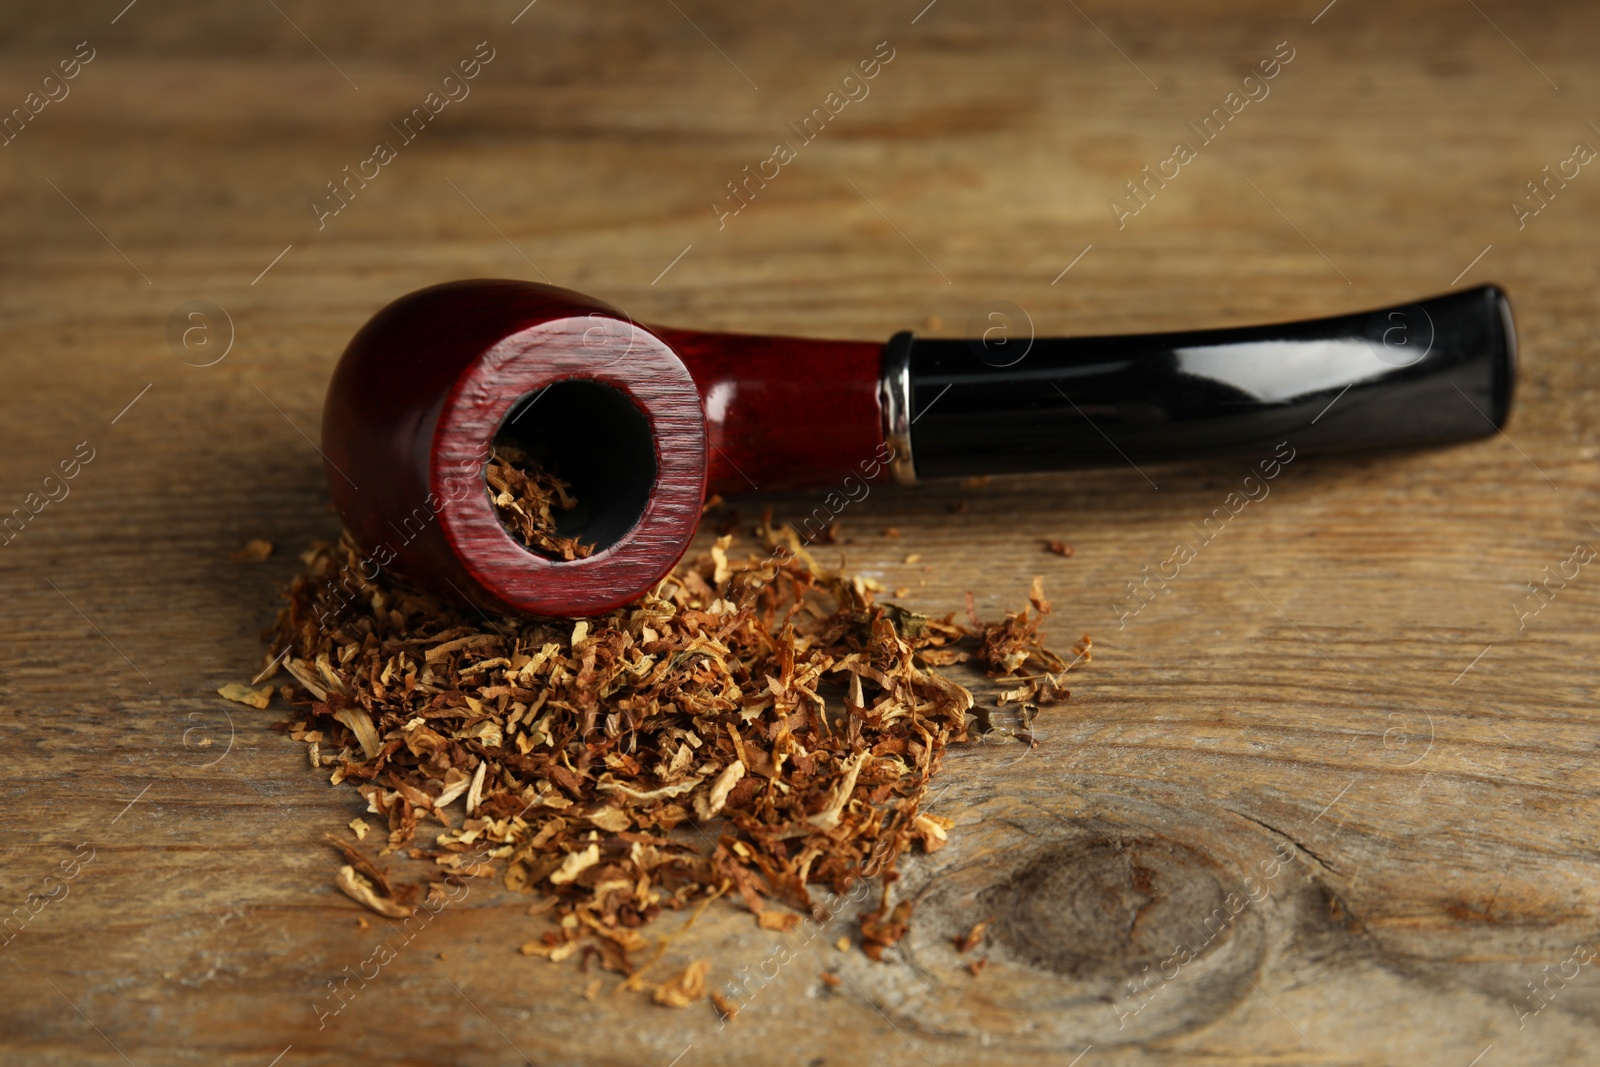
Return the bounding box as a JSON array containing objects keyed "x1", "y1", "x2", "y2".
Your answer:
[{"x1": 879, "y1": 331, "x2": 917, "y2": 485}]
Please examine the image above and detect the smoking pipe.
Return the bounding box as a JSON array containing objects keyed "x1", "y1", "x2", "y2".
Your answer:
[{"x1": 322, "y1": 280, "x2": 1515, "y2": 617}]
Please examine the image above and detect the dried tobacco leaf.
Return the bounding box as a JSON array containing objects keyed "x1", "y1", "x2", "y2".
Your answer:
[
  {"x1": 967, "y1": 577, "x2": 1091, "y2": 678},
  {"x1": 860, "y1": 899, "x2": 914, "y2": 961},
  {"x1": 911, "y1": 812, "x2": 952, "y2": 853},
  {"x1": 336, "y1": 865, "x2": 410, "y2": 919},
  {"x1": 653, "y1": 959, "x2": 711, "y2": 1007},
  {"x1": 231, "y1": 539, "x2": 274, "y2": 561},
  {"x1": 323, "y1": 831, "x2": 393, "y2": 895},
  {"x1": 486, "y1": 443, "x2": 594, "y2": 561},
  {"x1": 952, "y1": 918, "x2": 990, "y2": 953},
  {"x1": 218, "y1": 683, "x2": 273, "y2": 709},
  {"x1": 260, "y1": 475, "x2": 1088, "y2": 980}
]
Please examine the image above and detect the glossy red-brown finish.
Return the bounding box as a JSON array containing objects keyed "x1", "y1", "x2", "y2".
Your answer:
[
  {"x1": 650, "y1": 326, "x2": 886, "y2": 494},
  {"x1": 434, "y1": 318, "x2": 706, "y2": 616},
  {"x1": 322, "y1": 280, "x2": 888, "y2": 617}
]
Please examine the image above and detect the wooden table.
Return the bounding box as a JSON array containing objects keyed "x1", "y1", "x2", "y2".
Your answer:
[{"x1": 4, "y1": 1, "x2": 1599, "y2": 1063}]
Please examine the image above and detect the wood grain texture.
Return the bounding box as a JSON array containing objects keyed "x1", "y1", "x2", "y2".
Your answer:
[{"x1": 3, "y1": 1, "x2": 1600, "y2": 1064}]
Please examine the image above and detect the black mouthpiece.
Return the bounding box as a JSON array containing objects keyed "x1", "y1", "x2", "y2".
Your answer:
[{"x1": 902, "y1": 285, "x2": 1516, "y2": 480}]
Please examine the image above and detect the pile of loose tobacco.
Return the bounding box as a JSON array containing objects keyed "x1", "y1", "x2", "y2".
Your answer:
[{"x1": 248, "y1": 478, "x2": 1088, "y2": 1000}]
